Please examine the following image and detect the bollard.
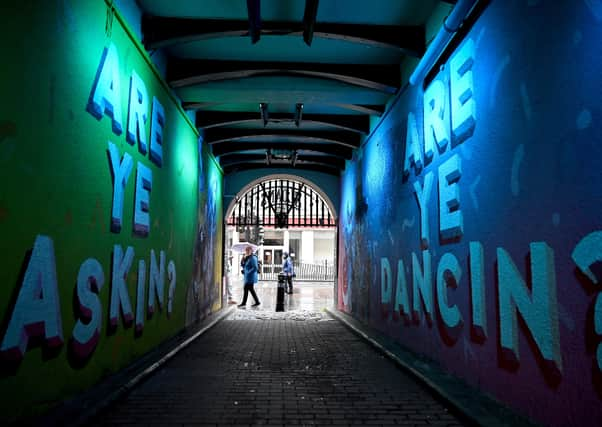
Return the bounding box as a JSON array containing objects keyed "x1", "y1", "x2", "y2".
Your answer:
[{"x1": 276, "y1": 273, "x2": 286, "y2": 312}]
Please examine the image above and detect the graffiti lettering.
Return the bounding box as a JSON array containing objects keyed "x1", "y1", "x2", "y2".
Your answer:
[
  {"x1": 379, "y1": 240, "x2": 563, "y2": 372},
  {"x1": 412, "y1": 172, "x2": 434, "y2": 248},
  {"x1": 86, "y1": 43, "x2": 123, "y2": 135},
  {"x1": 572, "y1": 231, "x2": 602, "y2": 370},
  {"x1": 126, "y1": 70, "x2": 149, "y2": 153},
  {"x1": 134, "y1": 162, "x2": 152, "y2": 237},
  {"x1": 0, "y1": 236, "x2": 63, "y2": 361},
  {"x1": 88, "y1": 43, "x2": 169, "y2": 238},
  {"x1": 107, "y1": 142, "x2": 134, "y2": 233},
  {"x1": 498, "y1": 242, "x2": 561, "y2": 371},
  {"x1": 72, "y1": 258, "x2": 104, "y2": 359},
  {"x1": 0, "y1": 236, "x2": 178, "y2": 362}
]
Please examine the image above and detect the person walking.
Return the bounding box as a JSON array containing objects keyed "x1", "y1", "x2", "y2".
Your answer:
[
  {"x1": 282, "y1": 252, "x2": 294, "y2": 294},
  {"x1": 238, "y1": 245, "x2": 260, "y2": 308}
]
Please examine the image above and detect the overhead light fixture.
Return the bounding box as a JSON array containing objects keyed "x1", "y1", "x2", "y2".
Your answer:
[
  {"x1": 267, "y1": 149, "x2": 297, "y2": 165},
  {"x1": 247, "y1": 0, "x2": 261, "y2": 44},
  {"x1": 259, "y1": 102, "x2": 269, "y2": 126},
  {"x1": 303, "y1": 0, "x2": 319, "y2": 46},
  {"x1": 294, "y1": 103, "x2": 304, "y2": 127}
]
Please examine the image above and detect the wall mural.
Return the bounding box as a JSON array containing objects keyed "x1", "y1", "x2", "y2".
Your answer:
[
  {"x1": 187, "y1": 154, "x2": 223, "y2": 326},
  {"x1": 338, "y1": 1, "x2": 602, "y2": 426},
  {"x1": 0, "y1": 1, "x2": 222, "y2": 423}
]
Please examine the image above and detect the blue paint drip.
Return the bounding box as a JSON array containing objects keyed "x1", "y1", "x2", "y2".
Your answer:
[
  {"x1": 520, "y1": 82, "x2": 532, "y2": 121},
  {"x1": 489, "y1": 55, "x2": 511, "y2": 109},
  {"x1": 469, "y1": 175, "x2": 481, "y2": 210},
  {"x1": 511, "y1": 144, "x2": 525, "y2": 196},
  {"x1": 577, "y1": 109, "x2": 592, "y2": 130}
]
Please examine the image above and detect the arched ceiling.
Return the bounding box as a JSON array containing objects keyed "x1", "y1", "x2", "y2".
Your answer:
[{"x1": 137, "y1": 0, "x2": 455, "y2": 176}]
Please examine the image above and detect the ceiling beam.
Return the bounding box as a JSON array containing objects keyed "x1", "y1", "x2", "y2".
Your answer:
[
  {"x1": 196, "y1": 111, "x2": 370, "y2": 134},
  {"x1": 204, "y1": 128, "x2": 361, "y2": 148},
  {"x1": 303, "y1": 0, "x2": 319, "y2": 46},
  {"x1": 246, "y1": 0, "x2": 261, "y2": 44},
  {"x1": 211, "y1": 141, "x2": 353, "y2": 159},
  {"x1": 142, "y1": 16, "x2": 425, "y2": 56},
  {"x1": 219, "y1": 153, "x2": 346, "y2": 169},
  {"x1": 222, "y1": 162, "x2": 341, "y2": 177},
  {"x1": 183, "y1": 102, "x2": 385, "y2": 116},
  {"x1": 330, "y1": 103, "x2": 385, "y2": 116},
  {"x1": 168, "y1": 59, "x2": 400, "y2": 94}
]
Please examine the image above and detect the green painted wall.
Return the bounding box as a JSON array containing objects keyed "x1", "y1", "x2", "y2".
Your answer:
[{"x1": 0, "y1": 1, "x2": 223, "y2": 422}]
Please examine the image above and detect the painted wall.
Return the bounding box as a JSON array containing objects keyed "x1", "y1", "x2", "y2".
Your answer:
[
  {"x1": 0, "y1": 1, "x2": 222, "y2": 423},
  {"x1": 338, "y1": 1, "x2": 602, "y2": 426}
]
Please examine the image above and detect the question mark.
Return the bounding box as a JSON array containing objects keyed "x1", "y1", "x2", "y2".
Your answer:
[
  {"x1": 572, "y1": 231, "x2": 602, "y2": 369},
  {"x1": 167, "y1": 260, "x2": 176, "y2": 317}
]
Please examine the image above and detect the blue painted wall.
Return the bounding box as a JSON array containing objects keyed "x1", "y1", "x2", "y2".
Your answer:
[{"x1": 338, "y1": 1, "x2": 602, "y2": 425}]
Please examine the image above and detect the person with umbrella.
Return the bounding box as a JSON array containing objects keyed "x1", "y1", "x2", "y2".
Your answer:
[
  {"x1": 282, "y1": 252, "x2": 294, "y2": 294},
  {"x1": 238, "y1": 245, "x2": 261, "y2": 308}
]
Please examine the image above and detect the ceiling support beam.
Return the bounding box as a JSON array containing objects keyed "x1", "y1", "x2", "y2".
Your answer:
[
  {"x1": 168, "y1": 59, "x2": 400, "y2": 94},
  {"x1": 184, "y1": 102, "x2": 385, "y2": 117},
  {"x1": 246, "y1": 0, "x2": 261, "y2": 44},
  {"x1": 219, "y1": 153, "x2": 345, "y2": 170},
  {"x1": 211, "y1": 141, "x2": 353, "y2": 159},
  {"x1": 142, "y1": 16, "x2": 424, "y2": 56},
  {"x1": 222, "y1": 162, "x2": 341, "y2": 176},
  {"x1": 196, "y1": 111, "x2": 369, "y2": 134},
  {"x1": 303, "y1": 0, "x2": 319, "y2": 46},
  {"x1": 204, "y1": 128, "x2": 361, "y2": 148}
]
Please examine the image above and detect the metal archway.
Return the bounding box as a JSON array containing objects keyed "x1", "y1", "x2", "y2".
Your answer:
[{"x1": 226, "y1": 175, "x2": 337, "y2": 231}]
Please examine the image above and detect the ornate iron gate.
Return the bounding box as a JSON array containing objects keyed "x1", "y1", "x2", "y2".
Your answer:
[{"x1": 228, "y1": 178, "x2": 336, "y2": 229}]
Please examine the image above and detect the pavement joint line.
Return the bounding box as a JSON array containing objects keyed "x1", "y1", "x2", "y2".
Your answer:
[
  {"x1": 324, "y1": 307, "x2": 483, "y2": 427},
  {"x1": 72, "y1": 305, "x2": 237, "y2": 427}
]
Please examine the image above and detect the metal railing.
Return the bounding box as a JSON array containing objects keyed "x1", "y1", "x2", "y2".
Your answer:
[{"x1": 259, "y1": 261, "x2": 334, "y2": 282}]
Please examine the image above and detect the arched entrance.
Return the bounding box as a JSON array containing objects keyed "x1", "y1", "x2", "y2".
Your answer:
[{"x1": 224, "y1": 174, "x2": 337, "y2": 311}]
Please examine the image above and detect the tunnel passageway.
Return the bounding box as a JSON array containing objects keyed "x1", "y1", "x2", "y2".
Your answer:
[{"x1": 90, "y1": 309, "x2": 465, "y2": 426}]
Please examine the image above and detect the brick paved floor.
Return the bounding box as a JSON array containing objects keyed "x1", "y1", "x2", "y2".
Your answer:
[{"x1": 89, "y1": 310, "x2": 466, "y2": 426}]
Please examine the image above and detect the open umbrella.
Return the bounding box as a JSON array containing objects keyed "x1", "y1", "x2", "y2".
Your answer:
[{"x1": 230, "y1": 242, "x2": 259, "y2": 253}]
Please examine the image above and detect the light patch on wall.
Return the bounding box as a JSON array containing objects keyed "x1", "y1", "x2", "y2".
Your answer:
[
  {"x1": 341, "y1": 166, "x2": 357, "y2": 230},
  {"x1": 489, "y1": 55, "x2": 511, "y2": 109},
  {"x1": 585, "y1": 0, "x2": 602, "y2": 22},
  {"x1": 364, "y1": 134, "x2": 391, "y2": 202},
  {"x1": 469, "y1": 175, "x2": 481, "y2": 210},
  {"x1": 576, "y1": 108, "x2": 592, "y2": 130},
  {"x1": 520, "y1": 82, "x2": 532, "y2": 121},
  {"x1": 174, "y1": 133, "x2": 197, "y2": 185}
]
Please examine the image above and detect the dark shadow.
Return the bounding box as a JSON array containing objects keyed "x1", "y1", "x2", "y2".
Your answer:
[
  {"x1": 574, "y1": 266, "x2": 602, "y2": 398},
  {"x1": 439, "y1": 234, "x2": 462, "y2": 246},
  {"x1": 411, "y1": 309, "x2": 433, "y2": 328},
  {"x1": 380, "y1": 304, "x2": 390, "y2": 320},
  {"x1": 391, "y1": 310, "x2": 412, "y2": 326},
  {"x1": 494, "y1": 260, "x2": 520, "y2": 373},
  {"x1": 467, "y1": 252, "x2": 487, "y2": 344},
  {"x1": 575, "y1": 263, "x2": 602, "y2": 296},
  {"x1": 436, "y1": 271, "x2": 464, "y2": 346}
]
